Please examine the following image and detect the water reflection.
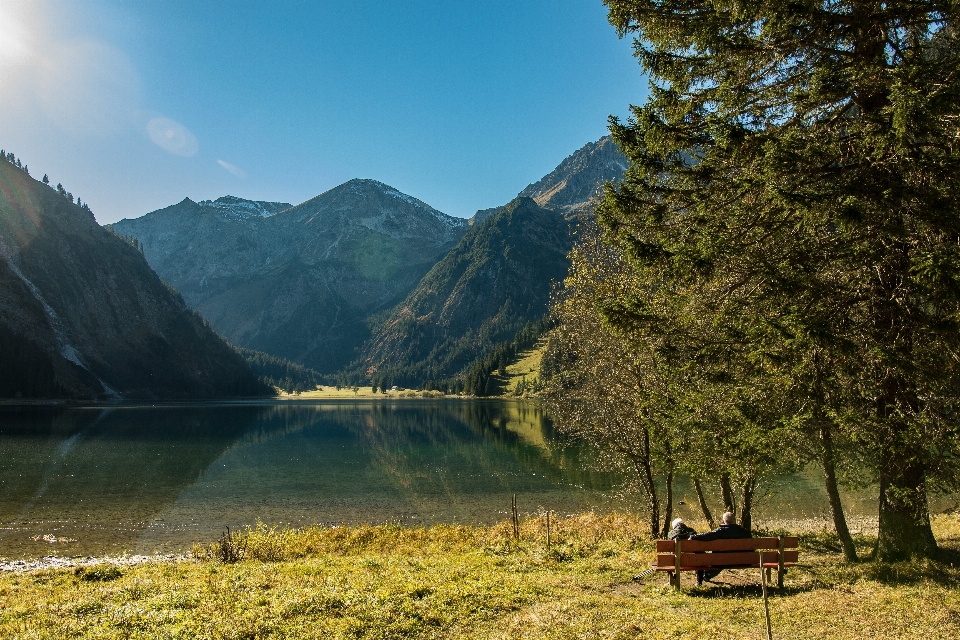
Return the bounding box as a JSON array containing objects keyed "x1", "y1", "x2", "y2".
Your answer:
[
  {"x1": 0, "y1": 401, "x2": 616, "y2": 558},
  {"x1": 6, "y1": 400, "x2": 945, "y2": 560}
]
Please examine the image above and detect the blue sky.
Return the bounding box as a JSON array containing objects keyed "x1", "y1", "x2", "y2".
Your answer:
[{"x1": 0, "y1": 0, "x2": 646, "y2": 224}]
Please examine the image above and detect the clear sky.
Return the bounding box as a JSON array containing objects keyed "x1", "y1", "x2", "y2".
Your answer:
[{"x1": 0, "y1": 0, "x2": 646, "y2": 224}]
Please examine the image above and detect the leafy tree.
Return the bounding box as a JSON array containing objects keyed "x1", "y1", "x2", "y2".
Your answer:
[
  {"x1": 542, "y1": 225, "x2": 681, "y2": 537},
  {"x1": 601, "y1": 0, "x2": 960, "y2": 560},
  {"x1": 543, "y1": 222, "x2": 802, "y2": 536}
]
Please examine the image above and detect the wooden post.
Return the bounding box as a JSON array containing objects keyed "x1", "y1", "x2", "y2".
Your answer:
[
  {"x1": 512, "y1": 494, "x2": 519, "y2": 540},
  {"x1": 777, "y1": 535, "x2": 786, "y2": 588},
  {"x1": 672, "y1": 539, "x2": 682, "y2": 590},
  {"x1": 759, "y1": 551, "x2": 773, "y2": 640}
]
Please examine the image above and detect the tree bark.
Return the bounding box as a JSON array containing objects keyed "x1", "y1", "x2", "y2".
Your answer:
[
  {"x1": 632, "y1": 426, "x2": 660, "y2": 539},
  {"x1": 719, "y1": 473, "x2": 735, "y2": 514},
  {"x1": 739, "y1": 476, "x2": 756, "y2": 532},
  {"x1": 819, "y1": 419, "x2": 858, "y2": 561},
  {"x1": 660, "y1": 466, "x2": 674, "y2": 538},
  {"x1": 693, "y1": 478, "x2": 716, "y2": 529},
  {"x1": 876, "y1": 455, "x2": 938, "y2": 561}
]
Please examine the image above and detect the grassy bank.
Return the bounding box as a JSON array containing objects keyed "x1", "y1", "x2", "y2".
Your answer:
[
  {"x1": 2, "y1": 513, "x2": 958, "y2": 639},
  {"x1": 275, "y1": 386, "x2": 454, "y2": 399}
]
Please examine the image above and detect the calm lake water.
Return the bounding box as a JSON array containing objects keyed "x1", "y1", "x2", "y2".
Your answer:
[{"x1": 0, "y1": 400, "x2": 950, "y2": 560}]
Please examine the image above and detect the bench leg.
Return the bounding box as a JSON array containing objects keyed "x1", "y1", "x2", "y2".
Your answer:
[
  {"x1": 777, "y1": 568, "x2": 784, "y2": 588},
  {"x1": 670, "y1": 571, "x2": 681, "y2": 590},
  {"x1": 765, "y1": 567, "x2": 771, "y2": 584}
]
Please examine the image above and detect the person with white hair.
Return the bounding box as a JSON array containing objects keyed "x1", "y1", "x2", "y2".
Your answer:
[
  {"x1": 688, "y1": 511, "x2": 752, "y2": 585},
  {"x1": 666, "y1": 517, "x2": 697, "y2": 541}
]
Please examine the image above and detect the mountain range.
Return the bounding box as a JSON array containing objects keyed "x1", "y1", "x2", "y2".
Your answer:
[
  {"x1": 110, "y1": 136, "x2": 628, "y2": 387},
  {"x1": 0, "y1": 158, "x2": 268, "y2": 400},
  {"x1": 111, "y1": 180, "x2": 467, "y2": 373}
]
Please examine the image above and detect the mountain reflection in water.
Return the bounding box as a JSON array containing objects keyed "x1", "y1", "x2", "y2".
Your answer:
[{"x1": 0, "y1": 401, "x2": 617, "y2": 558}]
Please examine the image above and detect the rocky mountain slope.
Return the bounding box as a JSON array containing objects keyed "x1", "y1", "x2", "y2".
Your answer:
[
  {"x1": 355, "y1": 197, "x2": 572, "y2": 386},
  {"x1": 0, "y1": 158, "x2": 268, "y2": 400},
  {"x1": 111, "y1": 180, "x2": 468, "y2": 373},
  {"x1": 356, "y1": 137, "x2": 627, "y2": 387},
  {"x1": 471, "y1": 136, "x2": 627, "y2": 226}
]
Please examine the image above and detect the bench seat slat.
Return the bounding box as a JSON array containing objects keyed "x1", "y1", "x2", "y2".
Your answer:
[
  {"x1": 656, "y1": 551, "x2": 783, "y2": 568},
  {"x1": 680, "y1": 537, "x2": 779, "y2": 552},
  {"x1": 679, "y1": 551, "x2": 779, "y2": 567}
]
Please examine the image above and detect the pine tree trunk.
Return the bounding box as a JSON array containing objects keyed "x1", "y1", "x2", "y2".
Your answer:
[
  {"x1": 719, "y1": 473, "x2": 735, "y2": 514},
  {"x1": 876, "y1": 456, "x2": 938, "y2": 561},
  {"x1": 660, "y1": 467, "x2": 674, "y2": 538},
  {"x1": 819, "y1": 420, "x2": 857, "y2": 561},
  {"x1": 693, "y1": 478, "x2": 715, "y2": 529}
]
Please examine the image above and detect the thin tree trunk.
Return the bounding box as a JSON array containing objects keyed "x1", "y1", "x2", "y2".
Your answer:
[
  {"x1": 632, "y1": 427, "x2": 660, "y2": 539},
  {"x1": 819, "y1": 419, "x2": 857, "y2": 561},
  {"x1": 660, "y1": 466, "x2": 674, "y2": 538},
  {"x1": 720, "y1": 473, "x2": 735, "y2": 514},
  {"x1": 693, "y1": 478, "x2": 715, "y2": 529},
  {"x1": 739, "y1": 477, "x2": 755, "y2": 532}
]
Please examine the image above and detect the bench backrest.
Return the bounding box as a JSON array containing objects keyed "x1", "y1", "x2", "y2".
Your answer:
[{"x1": 655, "y1": 536, "x2": 799, "y2": 569}]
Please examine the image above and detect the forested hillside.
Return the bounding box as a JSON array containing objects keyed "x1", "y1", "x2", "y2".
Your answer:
[
  {"x1": 0, "y1": 153, "x2": 269, "y2": 400},
  {"x1": 355, "y1": 197, "x2": 571, "y2": 388}
]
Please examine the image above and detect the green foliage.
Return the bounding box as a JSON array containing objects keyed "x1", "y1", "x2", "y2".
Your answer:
[
  {"x1": 599, "y1": 0, "x2": 960, "y2": 559},
  {"x1": 238, "y1": 348, "x2": 329, "y2": 393},
  {"x1": 420, "y1": 316, "x2": 551, "y2": 396}
]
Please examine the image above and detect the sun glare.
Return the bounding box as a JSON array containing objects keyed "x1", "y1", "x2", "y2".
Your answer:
[{"x1": 0, "y1": 2, "x2": 32, "y2": 64}]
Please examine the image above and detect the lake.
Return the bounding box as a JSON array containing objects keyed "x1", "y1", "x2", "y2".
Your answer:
[{"x1": 0, "y1": 400, "x2": 947, "y2": 560}]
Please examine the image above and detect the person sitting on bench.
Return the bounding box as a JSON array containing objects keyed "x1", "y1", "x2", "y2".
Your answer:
[
  {"x1": 667, "y1": 517, "x2": 697, "y2": 541},
  {"x1": 688, "y1": 511, "x2": 751, "y2": 585}
]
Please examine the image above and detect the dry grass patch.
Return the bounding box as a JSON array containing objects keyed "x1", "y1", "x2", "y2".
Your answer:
[{"x1": 1, "y1": 512, "x2": 958, "y2": 639}]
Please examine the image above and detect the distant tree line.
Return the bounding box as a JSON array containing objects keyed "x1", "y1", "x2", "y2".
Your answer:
[
  {"x1": 412, "y1": 316, "x2": 551, "y2": 396},
  {"x1": 238, "y1": 348, "x2": 329, "y2": 393},
  {"x1": 0, "y1": 149, "x2": 30, "y2": 177},
  {"x1": 106, "y1": 228, "x2": 145, "y2": 255},
  {"x1": 1, "y1": 148, "x2": 95, "y2": 221}
]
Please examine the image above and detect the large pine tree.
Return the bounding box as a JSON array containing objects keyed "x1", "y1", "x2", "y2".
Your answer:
[{"x1": 599, "y1": 1, "x2": 960, "y2": 560}]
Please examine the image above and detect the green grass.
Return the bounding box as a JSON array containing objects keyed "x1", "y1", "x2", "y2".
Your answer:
[
  {"x1": 496, "y1": 341, "x2": 545, "y2": 397},
  {"x1": 2, "y1": 512, "x2": 958, "y2": 638}
]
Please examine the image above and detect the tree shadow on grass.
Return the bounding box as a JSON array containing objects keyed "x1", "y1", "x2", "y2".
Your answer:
[{"x1": 860, "y1": 547, "x2": 960, "y2": 587}]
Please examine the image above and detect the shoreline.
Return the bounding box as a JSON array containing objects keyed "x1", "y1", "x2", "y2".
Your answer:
[
  {"x1": 0, "y1": 514, "x2": 892, "y2": 572},
  {"x1": 0, "y1": 391, "x2": 514, "y2": 407},
  {"x1": 0, "y1": 553, "x2": 190, "y2": 574}
]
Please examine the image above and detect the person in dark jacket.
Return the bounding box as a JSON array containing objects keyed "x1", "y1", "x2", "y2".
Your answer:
[
  {"x1": 688, "y1": 511, "x2": 751, "y2": 585},
  {"x1": 666, "y1": 517, "x2": 697, "y2": 541}
]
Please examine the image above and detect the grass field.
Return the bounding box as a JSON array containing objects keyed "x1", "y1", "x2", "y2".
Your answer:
[
  {"x1": 500, "y1": 344, "x2": 545, "y2": 397},
  {"x1": 275, "y1": 386, "x2": 454, "y2": 400},
  {"x1": 2, "y1": 512, "x2": 958, "y2": 639}
]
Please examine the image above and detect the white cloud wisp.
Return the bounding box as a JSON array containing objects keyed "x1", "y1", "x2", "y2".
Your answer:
[{"x1": 217, "y1": 159, "x2": 246, "y2": 178}]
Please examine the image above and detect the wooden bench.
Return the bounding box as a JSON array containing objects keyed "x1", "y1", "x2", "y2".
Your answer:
[{"x1": 653, "y1": 536, "x2": 799, "y2": 590}]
